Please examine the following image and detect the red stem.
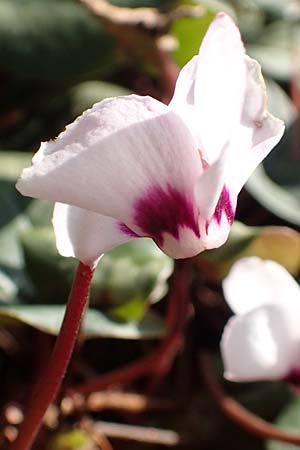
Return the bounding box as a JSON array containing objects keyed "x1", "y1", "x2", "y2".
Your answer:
[
  {"x1": 11, "y1": 262, "x2": 94, "y2": 450},
  {"x1": 199, "y1": 352, "x2": 300, "y2": 445}
]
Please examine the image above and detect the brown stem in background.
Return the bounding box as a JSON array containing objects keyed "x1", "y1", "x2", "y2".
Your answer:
[
  {"x1": 69, "y1": 259, "x2": 192, "y2": 397},
  {"x1": 80, "y1": 0, "x2": 202, "y2": 102},
  {"x1": 199, "y1": 352, "x2": 300, "y2": 445},
  {"x1": 93, "y1": 420, "x2": 181, "y2": 446}
]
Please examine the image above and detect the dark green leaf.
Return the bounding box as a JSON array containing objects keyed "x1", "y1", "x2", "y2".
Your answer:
[
  {"x1": 21, "y1": 227, "x2": 173, "y2": 319},
  {"x1": 109, "y1": 0, "x2": 177, "y2": 8},
  {"x1": 0, "y1": 0, "x2": 118, "y2": 82}
]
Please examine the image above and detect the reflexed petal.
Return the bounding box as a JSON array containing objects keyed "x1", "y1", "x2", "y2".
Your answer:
[
  {"x1": 223, "y1": 257, "x2": 300, "y2": 315},
  {"x1": 169, "y1": 56, "x2": 203, "y2": 146},
  {"x1": 173, "y1": 12, "x2": 247, "y2": 163},
  {"x1": 17, "y1": 95, "x2": 202, "y2": 233},
  {"x1": 170, "y1": 13, "x2": 247, "y2": 161},
  {"x1": 225, "y1": 56, "x2": 284, "y2": 197},
  {"x1": 221, "y1": 303, "x2": 300, "y2": 382},
  {"x1": 53, "y1": 203, "x2": 135, "y2": 267}
]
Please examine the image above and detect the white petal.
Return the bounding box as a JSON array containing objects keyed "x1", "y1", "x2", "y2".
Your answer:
[
  {"x1": 221, "y1": 303, "x2": 300, "y2": 382},
  {"x1": 225, "y1": 56, "x2": 284, "y2": 197},
  {"x1": 196, "y1": 13, "x2": 245, "y2": 162},
  {"x1": 193, "y1": 56, "x2": 284, "y2": 250},
  {"x1": 223, "y1": 257, "x2": 300, "y2": 315},
  {"x1": 171, "y1": 13, "x2": 247, "y2": 163},
  {"x1": 17, "y1": 95, "x2": 204, "y2": 259},
  {"x1": 194, "y1": 143, "x2": 236, "y2": 249},
  {"x1": 169, "y1": 56, "x2": 203, "y2": 147},
  {"x1": 53, "y1": 203, "x2": 135, "y2": 268}
]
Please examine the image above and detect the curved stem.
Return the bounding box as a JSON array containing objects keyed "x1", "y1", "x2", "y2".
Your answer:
[
  {"x1": 11, "y1": 262, "x2": 94, "y2": 450},
  {"x1": 199, "y1": 352, "x2": 300, "y2": 445}
]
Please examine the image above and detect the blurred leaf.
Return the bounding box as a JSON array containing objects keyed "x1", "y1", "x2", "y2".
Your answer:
[
  {"x1": 0, "y1": 215, "x2": 31, "y2": 269},
  {"x1": 172, "y1": 7, "x2": 214, "y2": 67},
  {"x1": 25, "y1": 199, "x2": 54, "y2": 227},
  {"x1": 109, "y1": 0, "x2": 177, "y2": 8},
  {"x1": 21, "y1": 227, "x2": 173, "y2": 319},
  {"x1": 69, "y1": 81, "x2": 132, "y2": 119},
  {"x1": 92, "y1": 238, "x2": 174, "y2": 320},
  {"x1": 233, "y1": 0, "x2": 264, "y2": 43},
  {"x1": 266, "y1": 78, "x2": 297, "y2": 127},
  {"x1": 235, "y1": 381, "x2": 291, "y2": 424},
  {"x1": 197, "y1": 221, "x2": 300, "y2": 281},
  {"x1": 248, "y1": 21, "x2": 300, "y2": 81},
  {"x1": 197, "y1": 0, "x2": 236, "y2": 18},
  {"x1": 47, "y1": 429, "x2": 95, "y2": 450},
  {"x1": 266, "y1": 396, "x2": 300, "y2": 450},
  {"x1": 0, "y1": 151, "x2": 32, "y2": 181},
  {"x1": 0, "y1": 304, "x2": 166, "y2": 339},
  {"x1": 251, "y1": 0, "x2": 300, "y2": 18},
  {"x1": 0, "y1": 151, "x2": 33, "y2": 269},
  {"x1": 0, "y1": 269, "x2": 18, "y2": 304},
  {"x1": 0, "y1": 0, "x2": 118, "y2": 82},
  {"x1": 21, "y1": 227, "x2": 77, "y2": 303},
  {"x1": 247, "y1": 115, "x2": 300, "y2": 226}
]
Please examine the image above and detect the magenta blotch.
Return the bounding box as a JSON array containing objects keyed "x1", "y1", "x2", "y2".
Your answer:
[
  {"x1": 214, "y1": 186, "x2": 235, "y2": 225},
  {"x1": 132, "y1": 184, "x2": 200, "y2": 246},
  {"x1": 283, "y1": 368, "x2": 300, "y2": 386},
  {"x1": 118, "y1": 222, "x2": 139, "y2": 238}
]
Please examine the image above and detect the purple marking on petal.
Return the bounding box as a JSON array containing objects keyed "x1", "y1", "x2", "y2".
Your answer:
[
  {"x1": 283, "y1": 368, "x2": 300, "y2": 386},
  {"x1": 118, "y1": 222, "x2": 139, "y2": 238},
  {"x1": 214, "y1": 186, "x2": 235, "y2": 225},
  {"x1": 134, "y1": 184, "x2": 200, "y2": 246}
]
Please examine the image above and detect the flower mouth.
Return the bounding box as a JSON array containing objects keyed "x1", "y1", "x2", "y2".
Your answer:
[
  {"x1": 132, "y1": 184, "x2": 200, "y2": 246},
  {"x1": 283, "y1": 368, "x2": 300, "y2": 386}
]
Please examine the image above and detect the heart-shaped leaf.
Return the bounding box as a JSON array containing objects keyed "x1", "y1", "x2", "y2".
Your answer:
[{"x1": 21, "y1": 227, "x2": 173, "y2": 320}]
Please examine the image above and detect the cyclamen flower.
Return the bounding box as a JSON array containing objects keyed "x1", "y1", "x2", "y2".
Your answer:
[
  {"x1": 221, "y1": 257, "x2": 300, "y2": 383},
  {"x1": 17, "y1": 13, "x2": 284, "y2": 267}
]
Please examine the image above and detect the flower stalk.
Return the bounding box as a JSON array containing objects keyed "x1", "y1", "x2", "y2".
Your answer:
[
  {"x1": 11, "y1": 262, "x2": 94, "y2": 450},
  {"x1": 199, "y1": 352, "x2": 300, "y2": 445}
]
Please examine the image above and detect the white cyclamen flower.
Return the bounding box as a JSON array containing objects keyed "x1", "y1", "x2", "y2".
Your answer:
[
  {"x1": 221, "y1": 257, "x2": 300, "y2": 383},
  {"x1": 17, "y1": 13, "x2": 284, "y2": 268}
]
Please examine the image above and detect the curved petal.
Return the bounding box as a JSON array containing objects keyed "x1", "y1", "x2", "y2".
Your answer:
[
  {"x1": 53, "y1": 203, "x2": 135, "y2": 268},
  {"x1": 17, "y1": 95, "x2": 204, "y2": 259},
  {"x1": 169, "y1": 56, "x2": 203, "y2": 147},
  {"x1": 221, "y1": 302, "x2": 300, "y2": 382},
  {"x1": 194, "y1": 57, "x2": 284, "y2": 249},
  {"x1": 223, "y1": 257, "x2": 300, "y2": 315},
  {"x1": 225, "y1": 56, "x2": 284, "y2": 197},
  {"x1": 171, "y1": 13, "x2": 247, "y2": 164}
]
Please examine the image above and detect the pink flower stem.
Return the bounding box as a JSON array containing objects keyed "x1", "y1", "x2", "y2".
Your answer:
[{"x1": 11, "y1": 262, "x2": 94, "y2": 450}]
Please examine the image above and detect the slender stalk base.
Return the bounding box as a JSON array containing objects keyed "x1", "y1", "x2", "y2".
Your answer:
[{"x1": 11, "y1": 262, "x2": 94, "y2": 450}]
